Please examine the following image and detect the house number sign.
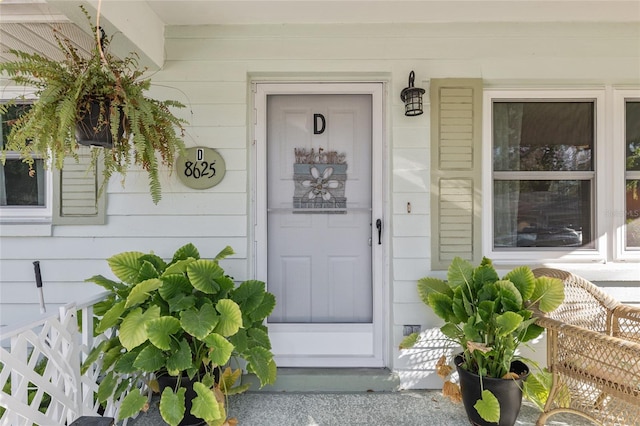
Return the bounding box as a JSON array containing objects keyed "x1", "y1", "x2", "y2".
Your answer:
[{"x1": 177, "y1": 147, "x2": 226, "y2": 189}]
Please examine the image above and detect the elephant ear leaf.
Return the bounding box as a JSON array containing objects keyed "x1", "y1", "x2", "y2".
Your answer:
[
  {"x1": 427, "y1": 292, "x2": 455, "y2": 322},
  {"x1": 172, "y1": 243, "x2": 200, "y2": 263},
  {"x1": 474, "y1": 390, "x2": 501, "y2": 423},
  {"x1": 107, "y1": 251, "x2": 144, "y2": 283},
  {"x1": 417, "y1": 277, "x2": 452, "y2": 305},
  {"x1": 213, "y1": 245, "x2": 235, "y2": 262},
  {"x1": 531, "y1": 277, "x2": 565, "y2": 313},
  {"x1": 187, "y1": 259, "x2": 224, "y2": 294},
  {"x1": 504, "y1": 266, "x2": 536, "y2": 301}
]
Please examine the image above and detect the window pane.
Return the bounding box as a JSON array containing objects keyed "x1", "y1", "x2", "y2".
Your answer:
[
  {"x1": 1, "y1": 102, "x2": 45, "y2": 207},
  {"x1": 1, "y1": 159, "x2": 45, "y2": 206},
  {"x1": 626, "y1": 101, "x2": 640, "y2": 171},
  {"x1": 627, "y1": 180, "x2": 640, "y2": 249},
  {"x1": 1, "y1": 103, "x2": 32, "y2": 150},
  {"x1": 493, "y1": 102, "x2": 594, "y2": 172},
  {"x1": 626, "y1": 101, "x2": 640, "y2": 249},
  {"x1": 494, "y1": 180, "x2": 592, "y2": 248}
]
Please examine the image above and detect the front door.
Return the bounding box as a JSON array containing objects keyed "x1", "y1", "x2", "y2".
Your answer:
[{"x1": 254, "y1": 83, "x2": 385, "y2": 367}]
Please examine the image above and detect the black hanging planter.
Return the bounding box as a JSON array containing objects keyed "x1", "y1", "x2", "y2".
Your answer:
[
  {"x1": 455, "y1": 354, "x2": 529, "y2": 426},
  {"x1": 75, "y1": 101, "x2": 124, "y2": 148},
  {"x1": 156, "y1": 374, "x2": 206, "y2": 426}
]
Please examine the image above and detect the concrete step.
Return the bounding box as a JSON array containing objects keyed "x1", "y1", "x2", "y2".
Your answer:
[{"x1": 242, "y1": 367, "x2": 401, "y2": 392}]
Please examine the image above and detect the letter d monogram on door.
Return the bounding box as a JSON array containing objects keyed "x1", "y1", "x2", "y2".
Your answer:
[{"x1": 314, "y1": 113, "x2": 326, "y2": 135}]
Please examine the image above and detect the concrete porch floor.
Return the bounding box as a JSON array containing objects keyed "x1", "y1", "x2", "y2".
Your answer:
[
  {"x1": 128, "y1": 391, "x2": 595, "y2": 426},
  {"x1": 127, "y1": 369, "x2": 595, "y2": 425}
]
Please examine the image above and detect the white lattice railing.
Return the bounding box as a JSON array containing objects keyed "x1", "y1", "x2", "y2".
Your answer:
[{"x1": 0, "y1": 292, "x2": 148, "y2": 426}]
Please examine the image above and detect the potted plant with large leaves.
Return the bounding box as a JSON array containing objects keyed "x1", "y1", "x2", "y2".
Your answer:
[
  {"x1": 401, "y1": 257, "x2": 564, "y2": 426},
  {"x1": 83, "y1": 243, "x2": 277, "y2": 426},
  {"x1": 0, "y1": 6, "x2": 187, "y2": 204}
]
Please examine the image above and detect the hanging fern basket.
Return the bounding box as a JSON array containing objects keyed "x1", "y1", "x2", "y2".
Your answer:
[{"x1": 75, "y1": 101, "x2": 125, "y2": 148}]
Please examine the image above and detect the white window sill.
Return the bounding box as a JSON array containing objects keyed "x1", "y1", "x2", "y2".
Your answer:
[{"x1": 0, "y1": 218, "x2": 52, "y2": 236}]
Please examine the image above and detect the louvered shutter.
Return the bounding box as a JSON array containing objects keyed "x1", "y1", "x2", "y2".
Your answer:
[
  {"x1": 430, "y1": 79, "x2": 483, "y2": 269},
  {"x1": 52, "y1": 146, "x2": 106, "y2": 225}
]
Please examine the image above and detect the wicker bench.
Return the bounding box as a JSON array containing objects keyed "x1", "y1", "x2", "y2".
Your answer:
[{"x1": 532, "y1": 268, "x2": 640, "y2": 426}]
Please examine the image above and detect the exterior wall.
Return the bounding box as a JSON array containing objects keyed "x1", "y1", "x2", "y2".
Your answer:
[{"x1": 1, "y1": 22, "x2": 639, "y2": 388}]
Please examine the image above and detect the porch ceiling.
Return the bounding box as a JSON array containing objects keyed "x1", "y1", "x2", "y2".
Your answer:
[{"x1": 1, "y1": 0, "x2": 639, "y2": 69}]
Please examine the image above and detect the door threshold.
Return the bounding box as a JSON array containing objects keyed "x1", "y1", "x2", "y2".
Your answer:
[{"x1": 242, "y1": 367, "x2": 400, "y2": 392}]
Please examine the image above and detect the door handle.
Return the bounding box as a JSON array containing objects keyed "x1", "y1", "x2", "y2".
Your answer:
[{"x1": 376, "y1": 219, "x2": 382, "y2": 245}]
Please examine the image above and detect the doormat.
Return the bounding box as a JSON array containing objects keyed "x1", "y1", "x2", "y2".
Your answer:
[{"x1": 293, "y1": 147, "x2": 347, "y2": 213}]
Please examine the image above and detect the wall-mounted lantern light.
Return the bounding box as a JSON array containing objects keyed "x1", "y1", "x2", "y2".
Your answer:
[{"x1": 400, "y1": 71, "x2": 425, "y2": 116}]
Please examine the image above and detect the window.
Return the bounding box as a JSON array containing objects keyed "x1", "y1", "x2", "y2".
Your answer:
[
  {"x1": 1, "y1": 101, "x2": 52, "y2": 221},
  {"x1": 624, "y1": 99, "x2": 640, "y2": 250},
  {"x1": 483, "y1": 90, "x2": 606, "y2": 262}
]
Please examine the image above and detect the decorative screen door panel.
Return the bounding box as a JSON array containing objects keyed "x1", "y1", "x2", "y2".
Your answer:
[{"x1": 266, "y1": 93, "x2": 377, "y2": 366}]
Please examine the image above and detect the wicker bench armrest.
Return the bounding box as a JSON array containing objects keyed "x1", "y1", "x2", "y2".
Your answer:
[
  {"x1": 533, "y1": 268, "x2": 619, "y2": 331},
  {"x1": 538, "y1": 316, "x2": 640, "y2": 396},
  {"x1": 612, "y1": 303, "x2": 640, "y2": 344}
]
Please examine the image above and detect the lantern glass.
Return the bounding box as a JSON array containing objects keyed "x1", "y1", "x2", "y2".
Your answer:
[{"x1": 400, "y1": 71, "x2": 425, "y2": 116}]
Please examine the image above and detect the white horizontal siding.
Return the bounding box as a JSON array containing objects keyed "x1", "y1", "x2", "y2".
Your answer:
[{"x1": 1, "y1": 20, "x2": 638, "y2": 391}]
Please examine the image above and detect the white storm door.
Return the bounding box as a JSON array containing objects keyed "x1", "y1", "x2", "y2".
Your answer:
[{"x1": 256, "y1": 84, "x2": 384, "y2": 367}]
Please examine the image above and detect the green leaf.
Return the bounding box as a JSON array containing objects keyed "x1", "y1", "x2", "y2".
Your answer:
[
  {"x1": 504, "y1": 266, "x2": 536, "y2": 301},
  {"x1": 81, "y1": 339, "x2": 114, "y2": 374},
  {"x1": 137, "y1": 259, "x2": 160, "y2": 281},
  {"x1": 245, "y1": 346, "x2": 275, "y2": 386},
  {"x1": 107, "y1": 251, "x2": 144, "y2": 283},
  {"x1": 214, "y1": 299, "x2": 243, "y2": 337},
  {"x1": 523, "y1": 371, "x2": 552, "y2": 411},
  {"x1": 85, "y1": 274, "x2": 127, "y2": 292},
  {"x1": 495, "y1": 311, "x2": 523, "y2": 337},
  {"x1": 531, "y1": 277, "x2": 565, "y2": 313},
  {"x1": 133, "y1": 344, "x2": 165, "y2": 372},
  {"x1": 138, "y1": 254, "x2": 167, "y2": 275},
  {"x1": 213, "y1": 245, "x2": 235, "y2": 262},
  {"x1": 520, "y1": 323, "x2": 544, "y2": 343},
  {"x1": 248, "y1": 327, "x2": 272, "y2": 350},
  {"x1": 147, "y1": 316, "x2": 181, "y2": 350},
  {"x1": 472, "y1": 264, "x2": 500, "y2": 291},
  {"x1": 417, "y1": 277, "x2": 452, "y2": 306},
  {"x1": 398, "y1": 333, "x2": 419, "y2": 350},
  {"x1": 228, "y1": 329, "x2": 249, "y2": 353},
  {"x1": 114, "y1": 346, "x2": 143, "y2": 374},
  {"x1": 427, "y1": 292, "x2": 455, "y2": 322},
  {"x1": 96, "y1": 300, "x2": 126, "y2": 333},
  {"x1": 119, "y1": 305, "x2": 160, "y2": 351},
  {"x1": 172, "y1": 243, "x2": 200, "y2": 263},
  {"x1": 97, "y1": 371, "x2": 117, "y2": 403},
  {"x1": 214, "y1": 274, "x2": 236, "y2": 295},
  {"x1": 158, "y1": 273, "x2": 193, "y2": 301},
  {"x1": 440, "y1": 323, "x2": 463, "y2": 341},
  {"x1": 125, "y1": 278, "x2": 163, "y2": 308},
  {"x1": 160, "y1": 386, "x2": 186, "y2": 426},
  {"x1": 191, "y1": 382, "x2": 222, "y2": 422},
  {"x1": 168, "y1": 294, "x2": 196, "y2": 312},
  {"x1": 447, "y1": 256, "x2": 474, "y2": 288},
  {"x1": 202, "y1": 333, "x2": 234, "y2": 366},
  {"x1": 166, "y1": 338, "x2": 193, "y2": 372},
  {"x1": 250, "y1": 292, "x2": 276, "y2": 322},
  {"x1": 495, "y1": 279, "x2": 523, "y2": 312},
  {"x1": 474, "y1": 389, "x2": 501, "y2": 423},
  {"x1": 118, "y1": 388, "x2": 148, "y2": 421},
  {"x1": 181, "y1": 303, "x2": 218, "y2": 340},
  {"x1": 163, "y1": 258, "x2": 196, "y2": 277},
  {"x1": 187, "y1": 259, "x2": 224, "y2": 294}
]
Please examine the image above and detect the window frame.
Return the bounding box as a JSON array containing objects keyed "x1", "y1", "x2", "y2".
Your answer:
[
  {"x1": 613, "y1": 88, "x2": 640, "y2": 261},
  {"x1": 0, "y1": 89, "x2": 52, "y2": 223},
  {"x1": 482, "y1": 89, "x2": 607, "y2": 263}
]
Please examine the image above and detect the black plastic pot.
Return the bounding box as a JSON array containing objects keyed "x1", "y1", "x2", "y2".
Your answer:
[
  {"x1": 156, "y1": 374, "x2": 206, "y2": 426},
  {"x1": 454, "y1": 354, "x2": 529, "y2": 426},
  {"x1": 75, "y1": 101, "x2": 124, "y2": 148}
]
